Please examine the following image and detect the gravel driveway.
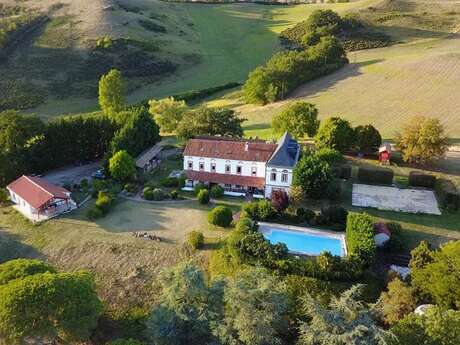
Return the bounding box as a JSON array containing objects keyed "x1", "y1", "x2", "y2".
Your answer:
[{"x1": 43, "y1": 161, "x2": 100, "y2": 186}]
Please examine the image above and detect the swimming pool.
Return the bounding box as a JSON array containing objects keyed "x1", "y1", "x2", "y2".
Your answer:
[{"x1": 259, "y1": 223, "x2": 347, "y2": 257}]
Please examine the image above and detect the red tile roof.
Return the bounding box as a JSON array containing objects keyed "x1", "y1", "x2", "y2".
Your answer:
[
  {"x1": 183, "y1": 137, "x2": 277, "y2": 162},
  {"x1": 7, "y1": 175, "x2": 70, "y2": 210},
  {"x1": 374, "y1": 223, "x2": 391, "y2": 236},
  {"x1": 186, "y1": 171, "x2": 265, "y2": 189}
]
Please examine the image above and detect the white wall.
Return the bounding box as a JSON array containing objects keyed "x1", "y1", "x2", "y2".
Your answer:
[
  {"x1": 264, "y1": 166, "x2": 293, "y2": 198},
  {"x1": 7, "y1": 190, "x2": 36, "y2": 216},
  {"x1": 183, "y1": 156, "x2": 266, "y2": 178}
]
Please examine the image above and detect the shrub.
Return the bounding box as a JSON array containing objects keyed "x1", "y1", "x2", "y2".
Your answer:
[
  {"x1": 0, "y1": 188, "x2": 9, "y2": 203},
  {"x1": 326, "y1": 180, "x2": 342, "y2": 201},
  {"x1": 143, "y1": 189, "x2": 154, "y2": 200},
  {"x1": 242, "y1": 199, "x2": 276, "y2": 221},
  {"x1": 80, "y1": 179, "x2": 89, "y2": 190},
  {"x1": 160, "y1": 177, "x2": 180, "y2": 188},
  {"x1": 434, "y1": 179, "x2": 459, "y2": 212},
  {"x1": 271, "y1": 189, "x2": 289, "y2": 212},
  {"x1": 321, "y1": 205, "x2": 348, "y2": 226},
  {"x1": 346, "y1": 212, "x2": 376, "y2": 267},
  {"x1": 124, "y1": 183, "x2": 137, "y2": 193},
  {"x1": 197, "y1": 189, "x2": 210, "y2": 205},
  {"x1": 170, "y1": 190, "x2": 178, "y2": 200},
  {"x1": 86, "y1": 207, "x2": 104, "y2": 220},
  {"x1": 187, "y1": 231, "x2": 204, "y2": 250},
  {"x1": 152, "y1": 188, "x2": 165, "y2": 201},
  {"x1": 292, "y1": 155, "x2": 333, "y2": 199},
  {"x1": 408, "y1": 171, "x2": 436, "y2": 188},
  {"x1": 296, "y1": 208, "x2": 316, "y2": 224},
  {"x1": 314, "y1": 148, "x2": 344, "y2": 166},
  {"x1": 357, "y1": 166, "x2": 393, "y2": 185},
  {"x1": 95, "y1": 191, "x2": 115, "y2": 215},
  {"x1": 193, "y1": 183, "x2": 207, "y2": 196},
  {"x1": 210, "y1": 185, "x2": 224, "y2": 198},
  {"x1": 208, "y1": 206, "x2": 233, "y2": 227},
  {"x1": 315, "y1": 117, "x2": 354, "y2": 153},
  {"x1": 354, "y1": 124, "x2": 382, "y2": 154},
  {"x1": 384, "y1": 222, "x2": 406, "y2": 253}
]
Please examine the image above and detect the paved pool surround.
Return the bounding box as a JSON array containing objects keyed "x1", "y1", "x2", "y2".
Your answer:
[{"x1": 258, "y1": 222, "x2": 348, "y2": 257}]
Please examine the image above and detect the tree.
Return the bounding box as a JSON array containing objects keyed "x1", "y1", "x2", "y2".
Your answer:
[
  {"x1": 292, "y1": 155, "x2": 333, "y2": 199},
  {"x1": 408, "y1": 241, "x2": 434, "y2": 271},
  {"x1": 0, "y1": 258, "x2": 55, "y2": 285},
  {"x1": 148, "y1": 97, "x2": 188, "y2": 133},
  {"x1": 390, "y1": 307, "x2": 460, "y2": 345},
  {"x1": 111, "y1": 106, "x2": 161, "y2": 157},
  {"x1": 215, "y1": 268, "x2": 289, "y2": 345},
  {"x1": 396, "y1": 116, "x2": 448, "y2": 164},
  {"x1": 145, "y1": 262, "x2": 222, "y2": 345},
  {"x1": 379, "y1": 278, "x2": 416, "y2": 325},
  {"x1": 177, "y1": 106, "x2": 245, "y2": 140},
  {"x1": 315, "y1": 117, "x2": 354, "y2": 153},
  {"x1": 0, "y1": 188, "x2": 8, "y2": 204},
  {"x1": 109, "y1": 150, "x2": 136, "y2": 182},
  {"x1": 306, "y1": 9, "x2": 342, "y2": 34},
  {"x1": 272, "y1": 102, "x2": 320, "y2": 139},
  {"x1": 0, "y1": 260, "x2": 102, "y2": 344},
  {"x1": 410, "y1": 240, "x2": 460, "y2": 309},
  {"x1": 99, "y1": 69, "x2": 124, "y2": 120},
  {"x1": 354, "y1": 124, "x2": 382, "y2": 154},
  {"x1": 298, "y1": 285, "x2": 391, "y2": 345},
  {"x1": 271, "y1": 189, "x2": 289, "y2": 212},
  {"x1": 307, "y1": 35, "x2": 346, "y2": 64},
  {"x1": 0, "y1": 110, "x2": 45, "y2": 153}
]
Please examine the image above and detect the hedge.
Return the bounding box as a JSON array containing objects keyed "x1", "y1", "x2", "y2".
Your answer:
[
  {"x1": 345, "y1": 212, "x2": 376, "y2": 267},
  {"x1": 435, "y1": 179, "x2": 459, "y2": 212},
  {"x1": 357, "y1": 166, "x2": 393, "y2": 185},
  {"x1": 409, "y1": 171, "x2": 436, "y2": 188}
]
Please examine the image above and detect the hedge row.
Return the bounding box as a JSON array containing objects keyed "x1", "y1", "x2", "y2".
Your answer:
[
  {"x1": 357, "y1": 166, "x2": 393, "y2": 185},
  {"x1": 435, "y1": 179, "x2": 459, "y2": 212},
  {"x1": 408, "y1": 171, "x2": 436, "y2": 188},
  {"x1": 345, "y1": 212, "x2": 376, "y2": 267}
]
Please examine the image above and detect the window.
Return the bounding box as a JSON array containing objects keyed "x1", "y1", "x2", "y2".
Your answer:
[
  {"x1": 225, "y1": 164, "x2": 231, "y2": 174},
  {"x1": 270, "y1": 169, "x2": 277, "y2": 182},
  {"x1": 199, "y1": 162, "x2": 204, "y2": 171},
  {"x1": 211, "y1": 163, "x2": 216, "y2": 172},
  {"x1": 224, "y1": 184, "x2": 232, "y2": 188},
  {"x1": 236, "y1": 166, "x2": 242, "y2": 175},
  {"x1": 281, "y1": 170, "x2": 288, "y2": 183},
  {"x1": 187, "y1": 161, "x2": 193, "y2": 170},
  {"x1": 251, "y1": 167, "x2": 257, "y2": 176}
]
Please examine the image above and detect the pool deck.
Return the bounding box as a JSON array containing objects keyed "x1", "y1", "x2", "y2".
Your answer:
[{"x1": 258, "y1": 222, "x2": 348, "y2": 257}]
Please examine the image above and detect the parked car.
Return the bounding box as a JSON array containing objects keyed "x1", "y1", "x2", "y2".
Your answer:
[{"x1": 92, "y1": 170, "x2": 106, "y2": 180}]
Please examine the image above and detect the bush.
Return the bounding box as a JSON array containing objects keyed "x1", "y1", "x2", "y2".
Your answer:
[
  {"x1": 434, "y1": 179, "x2": 459, "y2": 212},
  {"x1": 326, "y1": 180, "x2": 342, "y2": 202},
  {"x1": 409, "y1": 172, "x2": 436, "y2": 188},
  {"x1": 170, "y1": 190, "x2": 178, "y2": 200},
  {"x1": 152, "y1": 188, "x2": 165, "y2": 201},
  {"x1": 242, "y1": 200, "x2": 276, "y2": 221},
  {"x1": 210, "y1": 185, "x2": 224, "y2": 198},
  {"x1": 357, "y1": 166, "x2": 393, "y2": 185},
  {"x1": 346, "y1": 212, "x2": 376, "y2": 267},
  {"x1": 321, "y1": 205, "x2": 348, "y2": 226},
  {"x1": 354, "y1": 124, "x2": 382, "y2": 154},
  {"x1": 292, "y1": 155, "x2": 333, "y2": 199},
  {"x1": 271, "y1": 189, "x2": 289, "y2": 212},
  {"x1": 124, "y1": 183, "x2": 137, "y2": 193},
  {"x1": 95, "y1": 191, "x2": 115, "y2": 215},
  {"x1": 160, "y1": 177, "x2": 180, "y2": 188},
  {"x1": 384, "y1": 222, "x2": 406, "y2": 253},
  {"x1": 208, "y1": 206, "x2": 233, "y2": 227},
  {"x1": 193, "y1": 183, "x2": 207, "y2": 196},
  {"x1": 80, "y1": 179, "x2": 89, "y2": 190},
  {"x1": 143, "y1": 189, "x2": 154, "y2": 200},
  {"x1": 315, "y1": 117, "x2": 354, "y2": 153},
  {"x1": 86, "y1": 207, "x2": 104, "y2": 220},
  {"x1": 296, "y1": 208, "x2": 316, "y2": 224},
  {"x1": 187, "y1": 231, "x2": 204, "y2": 250},
  {"x1": 0, "y1": 188, "x2": 9, "y2": 203},
  {"x1": 197, "y1": 189, "x2": 210, "y2": 205},
  {"x1": 314, "y1": 148, "x2": 344, "y2": 166}
]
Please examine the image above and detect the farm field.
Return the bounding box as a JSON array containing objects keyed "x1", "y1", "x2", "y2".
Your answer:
[{"x1": 0, "y1": 199, "x2": 228, "y2": 312}]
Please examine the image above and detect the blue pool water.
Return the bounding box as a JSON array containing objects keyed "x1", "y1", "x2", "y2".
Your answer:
[{"x1": 262, "y1": 228, "x2": 345, "y2": 256}]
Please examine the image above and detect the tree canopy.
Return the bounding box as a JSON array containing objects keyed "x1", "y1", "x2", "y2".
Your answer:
[
  {"x1": 0, "y1": 110, "x2": 45, "y2": 153},
  {"x1": 396, "y1": 116, "x2": 448, "y2": 163},
  {"x1": 292, "y1": 155, "x2": 333, "y2": 199},
  {"x1": 315, "y1": 117, "x2": 354, "y2": 152},
  {"x1": 148, "y1": 97, "x2": 188, "y2": 133},
  {"x1": 354, "y1": 124, "x2": 382, "y2": 154},
  {"x1": 0, "y1": 259, "x2": 102, "y2": 344},
  {"x1": 99, "y1": 69, "x2": 124, "y2": 120},
  {"x1": 272, "y1": 102, "x2": 320, "y2": 139},
  {"x1": 109, "y1": 150, "x2": 136, "y2": 182},
  {"x1": 176, "y1": 106, "x2": 245, "y2": 140}
]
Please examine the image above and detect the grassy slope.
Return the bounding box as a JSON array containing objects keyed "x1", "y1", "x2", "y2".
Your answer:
[
  {"x1": 26, "y1": 0, "x2": 378, "y2": 117},
  {"x1": 207, "y1": 0, "x2": 460, "y2": 139}
]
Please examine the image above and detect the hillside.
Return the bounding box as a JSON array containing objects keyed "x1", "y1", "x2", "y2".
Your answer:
[
  {"x1": 208, "y1": 0, "x2": 460, "y2": 139},
  {"x1": 0, "y1": 0, "x2": 378, "y2": 117}
]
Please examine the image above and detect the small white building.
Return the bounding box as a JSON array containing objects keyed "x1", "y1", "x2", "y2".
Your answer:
[
  {"x1": 7, "y1": 175, "x2": 76, "y2": 223},
  {"x1": 182, "y1": 132, "x2": 300, "y2": 198}
]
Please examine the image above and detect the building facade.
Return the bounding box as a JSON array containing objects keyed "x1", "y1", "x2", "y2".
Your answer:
[{"x1": 183, "y1": 132, "x2": 300, "y2": 198}]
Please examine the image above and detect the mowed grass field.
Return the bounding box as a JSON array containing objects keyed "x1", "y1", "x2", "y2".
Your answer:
[{"x1": 0, "y1": 199, "x2": 229, "y2": 312}]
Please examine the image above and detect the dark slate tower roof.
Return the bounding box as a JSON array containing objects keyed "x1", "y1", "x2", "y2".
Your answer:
[{"x1": 267, "y1": 132, "x2": 300, "y2": 168}]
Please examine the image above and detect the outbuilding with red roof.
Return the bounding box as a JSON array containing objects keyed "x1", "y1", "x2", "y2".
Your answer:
[{"x1": 7, "y1": 175, "x2": 76, "y2": 223}]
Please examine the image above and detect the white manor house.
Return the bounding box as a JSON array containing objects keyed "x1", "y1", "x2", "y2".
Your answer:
[{"x1": 183, "y1": 132, "x2": 300, "y2": 198}]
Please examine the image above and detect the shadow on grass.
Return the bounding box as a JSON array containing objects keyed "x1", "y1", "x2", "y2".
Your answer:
[{"x1": 0, "y1": 229, "x2": 44, "y2": 263}]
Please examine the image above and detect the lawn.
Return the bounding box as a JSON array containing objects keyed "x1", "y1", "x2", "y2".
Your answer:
[{"x1": 0, "y1": 196, "x2": 233, "y2": 313}]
